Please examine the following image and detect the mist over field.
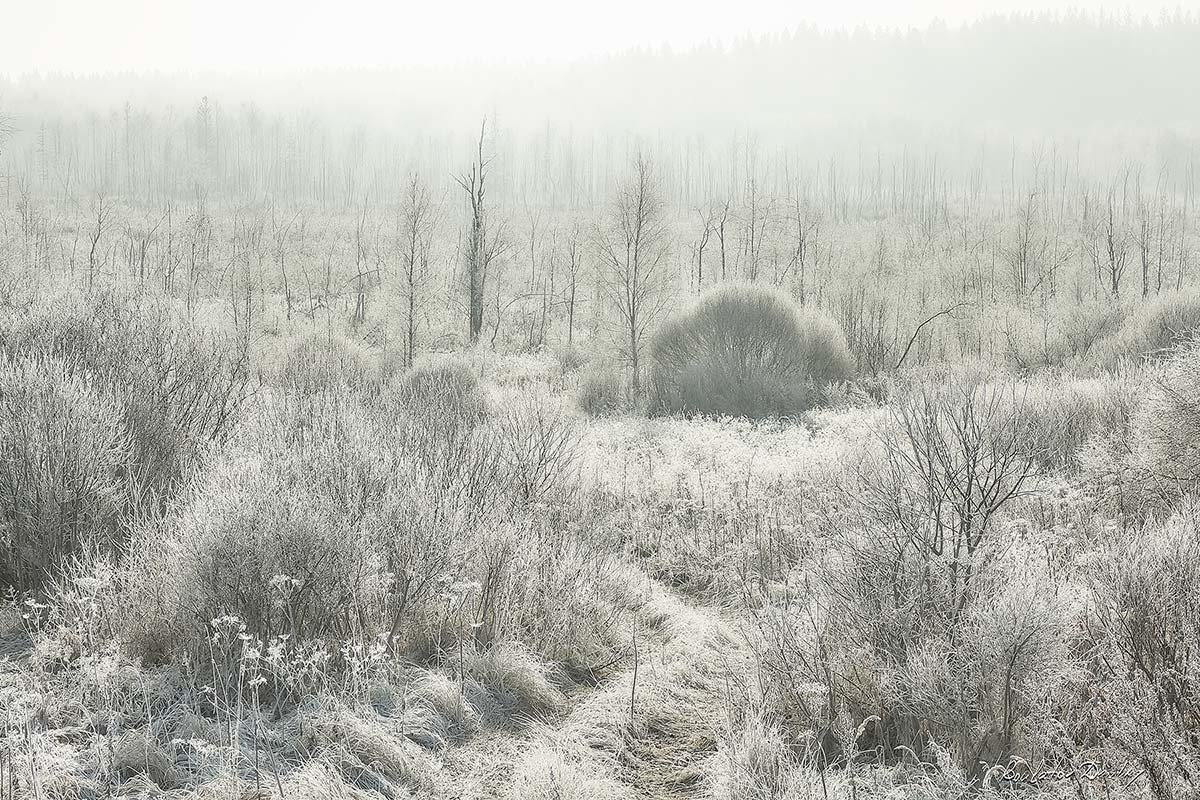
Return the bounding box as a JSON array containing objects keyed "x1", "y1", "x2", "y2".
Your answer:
[{"x1": 2, "y1": 7, "x2": 1200, "y2": 800}]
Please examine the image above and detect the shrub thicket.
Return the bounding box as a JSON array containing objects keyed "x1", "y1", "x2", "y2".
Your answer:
[
  {"x1": 280, "y1": 331, "x2": 372, "y2": 395},
  {"x1": 576, "y1": 361, "x2": 626, "y2": 417},
  {"x1": 757, "y1": 382, "x2": 1061, "y2": 777},
  {"x1": 649, "y1": 283, "x2": 852, "y2": 419},
  {"x1": 172, "y1": 392, "x2": 386, "y2": 645},
  {"x1": 0, "y1": 354, "x2": 130, "y2": 589},
  {"x1": 1130, "y1": 341, "x2": 1200, "y2": 505},
  {"x1": 121, "y1": 373, "x2": 606, "y2": 677},
  {"x1": 0, "y1": 291, "x2": 246, "y2": 590},
  {"x1": 397, "y1": 358, "x2": 488, "y2": 427},
  {"x1": 1090, "y1": 290, "x2": 1200, "y2": 368},
  {"x1": 1004, "y1": 301, "x2": 1126, "y2": 371},
  {"x1": 1090, "y1": 504, "x2": 1200, "y2": 795},
  {"x1": 0, "y1": 290, "x2": 247, "y2": 514},
  {"x1": 554, "y1": 344, "x2": 588, "y2": 377},
  {"x1": 998, "y1": 373, "x2": 1138, "y2": 472}
]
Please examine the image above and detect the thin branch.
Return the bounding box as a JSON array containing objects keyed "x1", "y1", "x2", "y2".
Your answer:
[{"x1": 893, "y1": 301, "x2": 969, "y2": 371}]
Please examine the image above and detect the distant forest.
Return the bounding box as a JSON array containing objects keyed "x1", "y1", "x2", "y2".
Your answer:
[
  {"x1": 1, "y1": 11, "x2": 1198, "y2": 208},
  {"x1": 2, "y1": 12, "x2": 1199, "y2": 373}
]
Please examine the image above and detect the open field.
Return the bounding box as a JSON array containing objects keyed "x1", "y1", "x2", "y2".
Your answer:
[
  {"x1": 1, "y1": 276, "x2": 1199, "y2": 798},
  {"x1": 4, "y1": 11, "x2": 1200, "y2": 800}
]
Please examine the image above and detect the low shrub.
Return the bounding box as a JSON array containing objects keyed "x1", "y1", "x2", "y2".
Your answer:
[
  {"x1": 280, "y1": 331, "x2": 372, "y2": 395},
  {"x1": 1129, "y1": 342, "x2": 1200, "y2": 507},
  {"x1": 396, "y1": 357, "x2": 489, "y2": 430},
  {"x1": 649, "y1": 283, "x2": 853, "y2": 419},
  {"x1": 0, "y1": 354, "x2": 130, "y2": 590},
  {"x1": 1004, "y1": 301, "x2": 1126, "y2": 372},
  {"x1": 1090, "y1": 290, "x2": 1200, "y2": 369},
  {"x1": 1089, "y1": 504, "x2": 1200, "y2": 796},
  {"x1": 755, "y1": 381, "x2": 1064, "y2": 777},
  {"x1": 1010, "y1": 373, "x2": 1139, "y2": 472},
  {"x1": 120, "y1": 381, "x2": 621, "y2": 684},
  {"x1": 577, "y1": 362, "x2": 626, "y2": 417},
  {"x1": 0, "y1": 290, "x2": 247, "y2": 514},
  {"x1": 1126, "y1": 290, "x2": 1200, "y2": 357},
  {"x1": 555, "y1": 343, "x2": 589, "y2": 377},
  {"x1": 1059, "y1": 301, "x2": 1129, "y2": 362},
  {"x1": 494, "y1": 393, "x2": 582, "y2": 508},
  {"x1": 172, "y1": 392, "x2": 387, "y2": 646}
]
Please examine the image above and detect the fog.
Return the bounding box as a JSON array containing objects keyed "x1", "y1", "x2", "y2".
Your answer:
[
  {"x1": 6, "y1": 6, "x2": 1200, "y2": 799},
  {"x1": 2, "y1": 12, "x2": 1198, "y2": 210},
  {"x1": 2, "y1": 0, "x2": 1180, "y2": 73}
]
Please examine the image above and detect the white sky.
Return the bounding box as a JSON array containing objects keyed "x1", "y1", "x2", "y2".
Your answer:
[{"x1": 0, "y1": 0, "x2": 1183, "y2": 75}]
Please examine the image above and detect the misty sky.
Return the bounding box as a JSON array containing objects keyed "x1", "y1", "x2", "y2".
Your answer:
[{"x1": 0, "y1": 0, "x2": 1183, "y2": 75}]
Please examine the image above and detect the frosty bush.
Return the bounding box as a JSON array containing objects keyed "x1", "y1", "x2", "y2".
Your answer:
[
  {"x1": 1004, "y1": 301, "x2": 1126, "y2": 371},
  {"x1": 1007, "y1": 373, "x2": 1138, "y2": 472},
  {"x1": 1090, "y1": 504, "x2": 1200, "y2": 798},
  {"x1": 576, "y1": 361, "x2": 626, "y2": 417},
  {"x1": 495, "y1": 393, "x2": 582, "y2": 507},
  {"x1": 649, "y1": 283, "x2": 852, "y2": 419},
  {"x1": 1132, "y1": 342, "x2": 1200, "y2": 504},
  {"x1": 280, "y1": 331, "x2": 372, "y2": 395},
  {"x1": 753, "y1": 381, "x2": 1063, "y2": 777},
  {"x1": 0, "y1": 354, "x2": 129, "y2": 589},
  {"x1": 0, "y1": 290, "x2": 247, "y2": 514},
  {"x1": 125, "y1": 380, "x2": 614, "y2": 679},
  {"x1": 397, "y1": 357, "x2": 489, "y2": 434},
  {"x1": 172, "y1": 393, "x2": 386, "y2": 645},
  {"x1": 1092, "y1": 289, "x2": 1200, "y2": 368}
]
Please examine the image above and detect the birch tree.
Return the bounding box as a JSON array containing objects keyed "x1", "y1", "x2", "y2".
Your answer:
[
  {"x1": 595, "y1": 155, "x2": 673, "y2": 392},
  {"x1": 397, "y1": 172, "x2": 438, "y2": 367}
]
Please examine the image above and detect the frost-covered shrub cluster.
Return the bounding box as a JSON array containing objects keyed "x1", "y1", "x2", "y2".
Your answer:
[
  {"x1": 7, "y1": 283, "x2": 1200, "y2": 798},
  {"x1": 649, "y1": 283, "x2": 853, "y2": 419}
]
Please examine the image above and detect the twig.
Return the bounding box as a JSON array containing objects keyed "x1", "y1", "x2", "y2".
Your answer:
[
  {"x1": 629, "y1": 620, "x2": 639, "y2": 723},
  {"x1": 894, "y1": 301, "x2": 969, "y2": 371}
]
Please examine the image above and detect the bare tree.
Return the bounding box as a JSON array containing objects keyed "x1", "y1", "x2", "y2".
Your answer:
[
  {"x1": 740, "y1": 173, "x2": 773, "y2": 281},
  {"x1": 1135, "y1": 191, "x2": 1175, "y2": 297},
  {"x1": 691, "y1": 205, "x2": 715, "y2": 292},
  {"x1": 270, "y1": 204, "x2": 303, "y2": 319},
  {"x1": 1087, "y1": 186, "x2": 1130, "y2": 298},
  {"x1": 1002, "y1": 192, "x2": 1040, "y2": 298},
  {"x1": 229, "y1": 214, "x2": 264, "y2": 353},
  {"x1": 184, "y1": 190, "x2": 213, "y2": 318},
  {"x1": 1177, "y1": 205, "x2": 1191, "y2": 291},
  {"x1": 349, "y1": 199, "x2": 374, "y2": 328},
  {"x1": 787, "y1": 196, "x2": 820, "y2": 304},
  {"x1": 595, "y1": 155, "x2": 673, "y2": 392},
  {"x1": 714, "y1": 197, "x2": 734, "y2": 281},
  {"x1": 0, "y1": 106, "x2": 14, "y2": 203},
  {"x1": 560, "y1": 217, "x2": 590, "y2": 346},
  {"x1": 124, "y1": 210, "x2": 164, "y2": 287},
  {"x1": 397, "y1": 171, "x2": 438, "y2": 367},
  {"x1": 864, "y1": 381, "x2": 1038, "y2": 626},
  {"x1": 0, "y1": 107, "x2": 13, "y2": 156},
  {"x1": 87, "y1": 195, "x2": 115, "y2": 289},
  {"x1": 455, "y1": 120, "x2": 498, "y2": 343},
  {"x1": 523, "y1": 203, "x2": 550, "y2": 349}
]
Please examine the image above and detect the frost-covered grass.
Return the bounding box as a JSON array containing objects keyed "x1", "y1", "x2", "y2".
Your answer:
[
  {"x1": 2, "y1": 294, "x2": 1199, "y2": 798},
  {"x1": 577, "y1": 408, "x2": 877, "y2": 600}
]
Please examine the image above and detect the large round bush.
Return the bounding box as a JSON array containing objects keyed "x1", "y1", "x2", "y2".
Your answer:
[
  {"x1": 394, "y1": 358, "x2": 489, "y2": 440},
  {"x1": 649, "y1": 283, "x2": 853, "y2": 418}
]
